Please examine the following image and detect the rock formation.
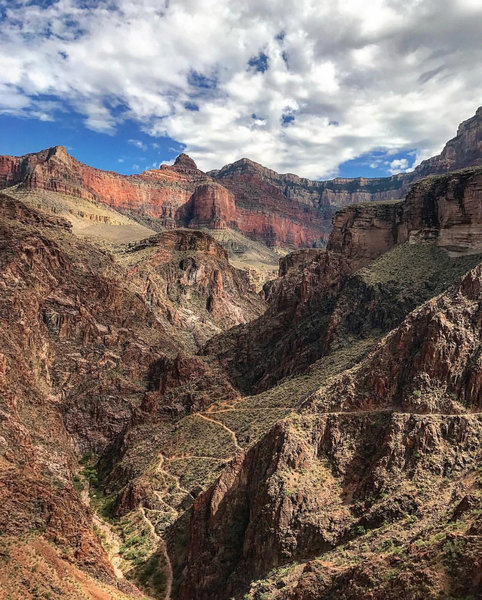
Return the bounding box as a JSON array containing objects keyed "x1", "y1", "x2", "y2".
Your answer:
[
  {"x1": 176, "y1": 183, "x2": 238, "y2": 230},
  {"x1": 415, "y1": 106, "x2": 482, "y2": 176},
  {"x1": 0, "y1": 192, "x2": 264, "y2": 598},
  {"x1": 120, "y1": 228, "x2": 266, "y2": 347},
  {"x1": 1, "y1": 107, "x2": 482, "y2": 600},
  {"x1": 329, "y1": 166, "x2": 482, "y2": 269},
  {"x1": 180, "y1": 263, "x2": 482, "y2": 600},
  {"x1": 0, "y1": 146, "x2": 329, "y2": 248}
]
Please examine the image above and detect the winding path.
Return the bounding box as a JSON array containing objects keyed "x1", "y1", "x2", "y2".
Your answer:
[{"x1": 196, "y1": 412, "x2": 243, "y2": 452}]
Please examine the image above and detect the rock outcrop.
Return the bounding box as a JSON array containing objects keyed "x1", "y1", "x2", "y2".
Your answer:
[
  {"x1": 328, "y1": 167, "x2": 482, "y2": 268},
  {"x1": 0, "y1": 147, "x2": 329, "y2": 247},
  {"x1": 176, "y1": 183, "x2": 238, "y2": 230},
  {"x1": 415, "y1": 106, "x2": 482, "y2": 176},
  {"x1": 328, "y1": 200, "x2": 405, "y2": 269},
  {"x1": 180, "y1": 264, "x2": 482, "y2": 600},
  {"x1": 121, "y1": 228, "x2": 266, "y2": 347}
]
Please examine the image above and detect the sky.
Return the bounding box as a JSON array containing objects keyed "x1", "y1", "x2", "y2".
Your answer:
[{"x1": 0, "y1": 0, "x2": 481, "y2": 180}]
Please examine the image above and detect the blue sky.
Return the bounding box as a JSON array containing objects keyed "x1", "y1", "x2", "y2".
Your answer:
[
  {"x1": 0, "y1": 113, "x2": 185, "y2": 175},
  {"x1": 0, "y1": 111, "x2": 417, "y2": 178},
  {"x1": 0, "y1": 0, "x2": 481, "y2": 179}
]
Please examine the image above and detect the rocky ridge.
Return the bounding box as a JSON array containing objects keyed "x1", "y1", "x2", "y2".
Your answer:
[
  {"x1": 210, "y1": 106, "x2": 482, "y2": 211},
  {"x1": 0, "y1": 192, "x2": 264, "y2": 598},
  {"x1": 0, "y1": 146, "x2": 330, "y2": 248},
  {"x1": 87, "y1": 156, "x2": 482, "y2": 599},
  {"x1": 180, "y1": 262, "x2": 482, "y2": 600},
  {"x1": 1, "y1": 107, "x2": 480, "y2": 255}
]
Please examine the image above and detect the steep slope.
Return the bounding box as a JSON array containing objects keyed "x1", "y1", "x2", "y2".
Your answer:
[
  {"x1": 0, "y1": 193, "x2": 264, "y2": 599},
  {"x1": 87, "y1": 160, "x2": 482, "y2": 599},
  {"x1": 180, "y1": 262, "x2": 482, "y2": 600},
  {"x1": 116, "y1": 229, "x2": 266, "y2": 348},
  {"x1": 0, "y1": 194, "x2": 162, "y2": 599},
  {"x1": 0, "y1": 147, "x2": 329, "y2": 248},
  {"x1": 201, "y1": 166, "x2": 482, "y2": 395}
]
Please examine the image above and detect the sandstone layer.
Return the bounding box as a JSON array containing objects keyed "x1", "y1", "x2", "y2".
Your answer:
[
  {"x1": 0, "y1": 146, "x2": 329, "y2": 248},
  {"x1": 328, "y1": 166, "x2": 482, "y2": 269}
]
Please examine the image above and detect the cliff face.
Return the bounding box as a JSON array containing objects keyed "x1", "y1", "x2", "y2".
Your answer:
[
  {"x1": 119, "y1": 228, "x2": 266, "y2": 347},
  {"x1": 0, "y1": 193, "x2": 267, "y2": 598},
  {"x1": 180, "y1": 264, "x2": 482, "y2": 600},
  {"x1": 210, "y1": 157, "x2": 408, "y2": 209},
  {"x1": 176, "y1": 183, "x2": 238, "y2": 230},
  {"x1": 0, "y1": 145, "x2": 209, "y2": 220},
  {"x1": 415, "y1": 107, "x2": 482, "y2": 176},
  {"x1": 0, "y1": 146, "x2": 330, "y2": 248},
  {"x1": 328, "y1": 201, "x2": 405, "y2": 269},
  {"x1": 328, "y1": 167, "x2": 482, "y2": 269}
]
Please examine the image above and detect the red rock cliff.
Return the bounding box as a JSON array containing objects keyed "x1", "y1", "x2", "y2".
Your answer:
[
  {"x1": 0, "y1": 146, "x2": 329, "y2": 247},
  {"x1": 177, "y1": 182, "x2": 238, "y2": 230}
]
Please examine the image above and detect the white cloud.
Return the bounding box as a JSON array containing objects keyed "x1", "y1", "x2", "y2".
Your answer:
[
  {"x1": 388, "y1": 158, "x2": 410, "y2": 174},
  {"x1": 128, "y1": 138, "x2": 148, "y2": 151},
  {"x1": 0, "y1": 0, "x2": 481, "y2": 177}
]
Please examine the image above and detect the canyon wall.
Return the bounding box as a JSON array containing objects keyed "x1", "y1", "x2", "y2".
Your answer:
[
  {"x1": 328, "y1": 167, "x2": 482, "y2": 268},
  {"x1": 0, "y1": 107, "x2": 480, "y2": 251},
  {"x1": 0, "y1": 147, "x2": 329, "y2": 247}
]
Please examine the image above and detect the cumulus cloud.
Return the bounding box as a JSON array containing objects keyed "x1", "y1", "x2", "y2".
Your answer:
[
  {"x1": 388, "y1": 158, "x2": 411, "y2": 174},
  {"x1": 0, "y1": 0, "x2": 481, "y2": 177}
]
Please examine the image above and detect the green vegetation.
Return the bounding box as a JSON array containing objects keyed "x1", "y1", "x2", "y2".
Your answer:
[
  {"x1": 163, "y1": 414, "x2": 237, "y2": 458},
  {"x1": 166, "y1": 456, "x2": 222, "y2": 491},
  {"x1": 135, "y1": 552, "x2": 168, "y2": 597},
  {"x1": 359, "y1": 243, "x2": 482, "y2": 290}
]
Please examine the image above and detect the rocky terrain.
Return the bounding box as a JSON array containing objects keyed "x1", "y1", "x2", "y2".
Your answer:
[
  {"x1": 1, "y1": 107, "x2": 480, "y2": 256},
  {"x1": 0, "y1": 107, "x2": 481, "y2": 600},
  {"x1": 0, "y1": 147, "x2": 330, "y2": 250}
]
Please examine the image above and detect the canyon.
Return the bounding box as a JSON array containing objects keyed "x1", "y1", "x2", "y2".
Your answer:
[
  {"x1": 1, "y1": 106, "x2": 480, "y2": 256},
  {"x1": 0, "y1": 107, "x2": 481, "y2": 600}
]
